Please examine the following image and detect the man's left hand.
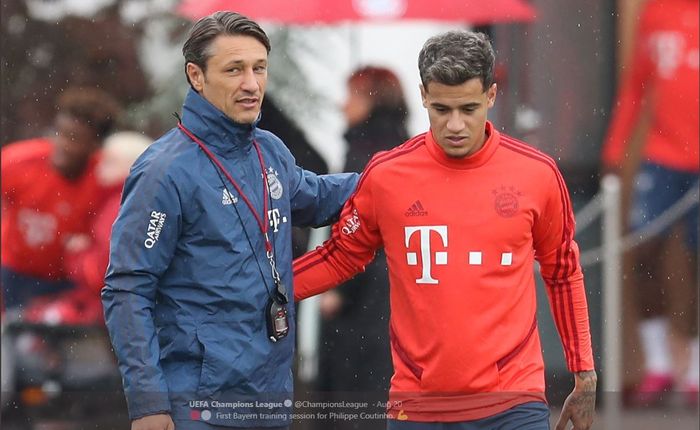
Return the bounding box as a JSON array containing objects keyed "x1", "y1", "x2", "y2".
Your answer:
[{"x1": 555, "y1": 370, "x2": 597, "y2": 430}]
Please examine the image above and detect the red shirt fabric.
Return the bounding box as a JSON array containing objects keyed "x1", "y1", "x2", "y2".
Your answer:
[
  {"x1": 62, "y1": 186, "x2": 123, "y2": 323},
  {"x1": 1, "y1": 138, "x2": 104, "y2": 280},
  {"x1": 293, "y1": 122, "x2": 594, "y2": 422},
  {"x1": 602, "y1": 0, "x2": 699, "y2": 172}
]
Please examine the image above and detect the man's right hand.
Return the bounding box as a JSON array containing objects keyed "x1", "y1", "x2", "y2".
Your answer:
[{"x1": 132, "y1": 413, "x2": 175, "y2": 430}]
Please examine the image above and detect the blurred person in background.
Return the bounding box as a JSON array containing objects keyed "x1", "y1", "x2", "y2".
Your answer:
[
  {"x1": 260, "y1": 96, "x2": 328, "y2": 177},
  {"x1": 1, "y1": 87, "x2": 121, "y2": 314},
  {"x1": 23, "y1": 132, "x2": 151, "y2": 326},
  {"x1": 294, "y1": 30, "x2": 596, "y2": 430},
  {"x1": 601, "y1": 0, "x2": 699, "y2": 407},
  {"x1": 340, "y1": 66, "x2": 410, "y2": 173},
  {"x1": 259, "y1": 95, "x2": 330, "y2": 258},
  {"x1": 316, "y1": 66, "x2": 409, "y2": 429},
  {"x1": 101, "y1": 11, "x2": 357, "y2": 430}
]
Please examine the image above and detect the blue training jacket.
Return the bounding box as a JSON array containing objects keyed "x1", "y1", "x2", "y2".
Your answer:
[{"x1": 102, "y1": 89, "x2": 358, "y2": 427}]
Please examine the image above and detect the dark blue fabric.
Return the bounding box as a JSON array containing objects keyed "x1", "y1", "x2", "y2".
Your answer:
[
  {"x1": 173, "y1": 419, "x2": 289, "y2": 430},
  {"x1": 629, "y1": 161, "x2": 698, "y2": 249},
  {"x1": 1, "y1": 266, "x2": 73, "y2": 311},
  {"x1": 386, "y1": 402, "x2": 550, "y2": 430},
  {"x1": 102, "y1": 89, "x2": 358, "y2": 426}
]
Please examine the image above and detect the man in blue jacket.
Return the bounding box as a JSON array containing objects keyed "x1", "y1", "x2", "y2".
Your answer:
[{"x1": 102, "y1": 12, "x2": 358, "y2": 430}]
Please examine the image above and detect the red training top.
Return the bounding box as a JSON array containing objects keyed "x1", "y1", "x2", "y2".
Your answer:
[
  {"x1": 1, "y1": 138, "x2": 103, "y2": 280},
  {"x1": 63, "y1": 185, "x2": 124, "y2": 323},
  {"x1": 294, "y1": 122, "x2": 594, "y2": 422},
  {"x1": 602, "y1": 0, "x2": 699, "y2": 172}
]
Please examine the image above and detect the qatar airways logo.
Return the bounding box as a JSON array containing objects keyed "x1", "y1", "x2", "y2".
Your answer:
[
  {"x1": 404, "y1": 225, "x2": 514, "y2": 285},
  {"x1": 341, "y1": 209, "x2": 361, "y2": 235},
  {"x1": 144, "y1": 211, "x2": 166, "y2": 249}
]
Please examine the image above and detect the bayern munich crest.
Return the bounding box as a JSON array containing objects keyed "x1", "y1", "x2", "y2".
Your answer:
[
  {"x1": 266, "y1": 167, "x2": 283, "y2": 200},
  {"x1": 492, "y1": 185, "x2": 522, "y2": 218}
]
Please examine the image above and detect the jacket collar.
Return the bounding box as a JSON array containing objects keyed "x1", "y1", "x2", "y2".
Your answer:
[
  {"x1": 180, "y1": 88, "x2": 260, "y2": 155},
  {"x1": 425, "y1": 121, "x2": 500, "y2": 170}
]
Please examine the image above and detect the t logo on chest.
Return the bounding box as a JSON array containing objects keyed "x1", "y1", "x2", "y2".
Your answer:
[
  {"x1": 405, "y1": 226, "x2": 448, "y2": 284},
  {"x1": 404, "y1": 225, "x2": 514, "y2": 285}
]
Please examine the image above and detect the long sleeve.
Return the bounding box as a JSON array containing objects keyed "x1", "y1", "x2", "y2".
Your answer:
[
  {"x1": 288, "y1": 166, "x2": 359, "y2": 228},
  {"x1": 1, "y1": 146, "x2": 16, "y2": 202},
  {"x1": 1, "y1": 140, "x2": 39, "y2": 205},
  {"x1": 534, "y1": 167, "x2": 595, "y2": 373},
  {"x1": 293, "y1": 168, "x2": 381, "y2": 301},
  {"x1": 65, "y1": 194, "x2": 121, "y2": 295},
  {"x1": 101, "y1": 162, "x2": 182, "y2": 419},
  {"x1": 601, "y1": 7, "x2": 653, "y2": 168}
]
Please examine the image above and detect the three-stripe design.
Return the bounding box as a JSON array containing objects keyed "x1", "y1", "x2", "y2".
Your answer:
[{"x1": 500, "y1": 135, "x2": 582, "y2": 371}]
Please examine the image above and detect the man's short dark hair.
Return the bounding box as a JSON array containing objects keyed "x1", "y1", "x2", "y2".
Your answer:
[
  {"x1": 418, "y1": 30, "x2": 495, "y2": 92},
  {"x1": 56, "y1": 87, "x2": 121, "y2": 138},
  {"x1": 182, "y1": 11, "x2": 271, "y2": 87}
]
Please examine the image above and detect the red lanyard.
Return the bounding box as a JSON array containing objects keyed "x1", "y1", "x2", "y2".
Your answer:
[{"x1": 177, "y1": 123, "x2": 273, "y2": 253}]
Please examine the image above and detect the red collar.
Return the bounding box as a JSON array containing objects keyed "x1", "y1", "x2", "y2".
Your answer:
[{"x1": 425, "y1": 121, "x2": 500, "y2": 170}]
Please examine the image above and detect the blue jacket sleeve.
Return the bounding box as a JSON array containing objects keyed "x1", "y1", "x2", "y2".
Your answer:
[
  {"x1": 101, "y1": 158, "x2": 182, "y2": 419},
  {"x1": 289, "y1": 165, "x2": 359, "y2": 228}
]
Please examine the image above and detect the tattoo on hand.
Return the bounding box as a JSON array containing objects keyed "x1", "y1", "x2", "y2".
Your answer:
[
  {"x1": 571, "y1": 370, "x2": 597, "y2": 423},
  {"x1": 570, "y1": 389, "x2": 596, "y2": 422}
]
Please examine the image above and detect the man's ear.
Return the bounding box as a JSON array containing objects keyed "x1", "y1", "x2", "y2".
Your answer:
[
  {"x1": 487, "y1": 83, "x2": 497, "y2": 108},
  {"x1": 186, "y1": 62, "x2": 205, "y2": 92},
  {"x1": 420, "y1": 83, "x2": 428, "y2": 108}
]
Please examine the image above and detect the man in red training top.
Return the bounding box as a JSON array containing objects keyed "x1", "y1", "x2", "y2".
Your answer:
[
  {"x1": 601, "y1": 0, "x2": 698, "y2": 406},
  {"x1": 1, "y1": 88, "x2": 121, "y2": 313},
  {"x1": 293, "y1": 30, "x2": 596, "y2": 430}
]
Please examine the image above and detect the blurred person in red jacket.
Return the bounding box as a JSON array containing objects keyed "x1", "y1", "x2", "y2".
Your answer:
[
  {"x1": 601, "y1": 0, "x2": 698, "y2": 406},
  {"x1": 1, "y1": 88, "x2": 121, "y2": 315},
  {"x1": 24, "y1": 132, "x2": 151, "y2": 325}
]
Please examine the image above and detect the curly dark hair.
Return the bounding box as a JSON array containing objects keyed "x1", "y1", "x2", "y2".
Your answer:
[
  {"x1": 418, "y1": 30, "x2": 495, "y2": 92},
  {"x1": 55, "y1": 87, "x2": 121, "y2": 138}
]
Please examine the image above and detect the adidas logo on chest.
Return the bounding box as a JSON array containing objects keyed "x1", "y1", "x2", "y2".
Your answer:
[
  {"x1": 405, "y1": 200, "x2": 428, "y2": 217},
  {"x1": 222, "y1": 189, "x2": 238, "y2": 205}
]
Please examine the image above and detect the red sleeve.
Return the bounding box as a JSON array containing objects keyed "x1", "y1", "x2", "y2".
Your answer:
[
  {"x1": 1, "y1": 147, "x2": 14, "y2": 199},
  {"x1": 1, "y1": 142, "x2": 29, "y2": 201},
  {"x1": 534, "y1": 167, "x2": 595, "y2": 373},
  {"x1": 65, "y1": 194, "x2": 120, "y2": 294},
  {"x1": 601, "y1": 4, "x2": 654, "y2": 168},
  {"x1": 292, "y1": 164, "x2": 382, "y2": 301},
  {"x1": 1, "y1": 139, "x2": 51, "y2": 201}
]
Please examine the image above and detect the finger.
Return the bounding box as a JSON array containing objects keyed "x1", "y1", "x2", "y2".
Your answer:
[
  {"x1": 554, "y1": 409, "x2": 571, "y2": 430},
  {"x1": 570, "y1": 417, "x2": 592, "y2": 430}
]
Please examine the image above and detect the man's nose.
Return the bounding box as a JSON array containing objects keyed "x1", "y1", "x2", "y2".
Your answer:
[
  {"x1": 240, "y1": 68, "x2": 259, "y2": 93},
  {"x1": 54, "y1": 133, "x2": 72, "y2": 151},
  {"x1": 446, "y1": 111, "x2": 464, "y2": 133}
]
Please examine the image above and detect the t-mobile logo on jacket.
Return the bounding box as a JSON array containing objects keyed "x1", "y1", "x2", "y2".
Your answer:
[
  {"x1": 405, "y1": 225, "x2": 515, "y2": 284},
  {"x1": 405, "y1": 225, "x2": 448, "y2": 284}
]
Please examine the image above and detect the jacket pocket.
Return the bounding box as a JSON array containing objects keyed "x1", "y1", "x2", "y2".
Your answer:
[
  {"x1": 195, "y1": 321, "x2": 248, "y2": 397},
  {"x1": 158, "y1": 322, "x2": 200, "y2": 362},
  {"x1": 194, "y1": 319, "x2": 269, "y2": 398},
  {"x1": 389, "y1": 323, "x2": 423, "y2": 381},
  {"x1": 496, "y1": 316, "x2": 537, "y2": 370}
]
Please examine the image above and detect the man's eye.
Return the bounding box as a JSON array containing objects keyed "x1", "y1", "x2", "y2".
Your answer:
[{"x1": 254, "y1": 66, "x2": 267, "y2": 73}]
